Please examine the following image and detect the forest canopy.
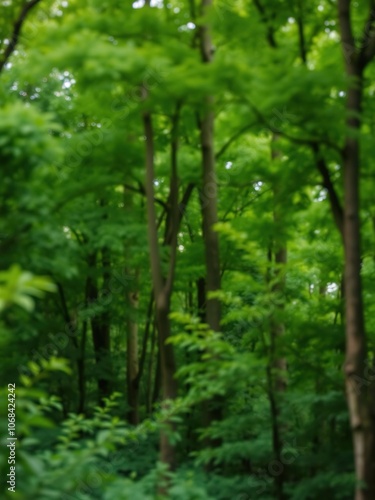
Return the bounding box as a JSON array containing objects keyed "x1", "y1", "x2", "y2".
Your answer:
[{"x1": 1, "y1": 1, "x2": 375, "y2": 499}]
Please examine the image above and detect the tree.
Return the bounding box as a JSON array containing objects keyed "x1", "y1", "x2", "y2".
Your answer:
[
  {"x1": 2, "y1": 2, "x2": 375, "y2": 499},
  {"x1": 337, "y1": 2, "x2": 375, "y2": 497}
]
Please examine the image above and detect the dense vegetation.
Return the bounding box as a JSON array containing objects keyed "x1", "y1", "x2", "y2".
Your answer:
[{"x1": 1, "y1": 1, "x2": 375, "y2": 498}]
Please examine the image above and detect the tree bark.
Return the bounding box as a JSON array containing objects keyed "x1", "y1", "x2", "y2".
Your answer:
[
  {"x1": 56, "y1": 282, "x2": 87, "y2": 414},
  {"x1": 151, "y1": 342, "x2": 161, "y2": 410},
  {"x1": 197, "y1": 0, "x2": 224, "y2": 457},
  {"x1": 77, "y1": 276, "x2": 90, "y2": 415},
  {"x1": 147, "y1": 313, "x2": 157, "y2": 414},
  {"x1": 199, "y1": 109, "x2": 221, "y2": 334},
  {"x1": 143, "y1": 108, "x2": 178, "y2": 471},
  {"x1": 198, "y1": 14, "x2": 221, "y2": 331},
  {"x1": 133, "y1": 291, "x2": 154, "y2": 416},
  {"x1": 77, "y1": 317, "x2": 87, "y2": 414},
  {"x1": 338, "y1": 2, "x2": 375, "y2": 497},
  {"x1": 142, "y1": 94, "x2": 194, "y2": 472},
  {"x1": 267, "y1": 244, "x2": 287, "y2": 500},
  {"x1": 87, "y1": 251, "x2": 112, "y2": 404},
  {"x1": 266, "y1": 139, "x2": 288, "y2": 500},
  {"x1": 196, "y1": 277, "x2": 206, "y2": 323},
  {"x1": 127, "y1": 287, "x2": 140, "y2": 425},
  {"x1": 123, "y1": 187, "x2": 141, "y2": 425}
]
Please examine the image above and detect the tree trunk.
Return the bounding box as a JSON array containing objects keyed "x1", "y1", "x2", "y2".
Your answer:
[
  {"x1": 143, "y1": 108, "x2": 178, "y2": 471},
  {"x1": 151, "y1": 342, "x2": 161, "y2": 410},
  {"x1": 77, "y1": 317, "x2": 87, "y2": 414},
  {"x1": 147, "y1": 307, "x2": 157, "y2": 414},
  {"x1": 127, "y1": 287, "x2": 140, "y2": 425},
  {"x1": 123, "y1": 186, "x2": 141, "y2": 425},
  {"x1": 141, "y1": 12, "x2": 194, "y2": 468},
  {"x1": 342, "y1": 79, "x2": 375, "y2": 499},
  {"x1": 267, "y1": 244, "x2": 287, "y2": 500},
  {"x1": 56, "y1": 282, "x2": 87, "y2": 414},
  {"x1": 196, "y1": 277, "x2": 206, "y2": 323},
  {"x1": 337, "y1": 2, "x2": 375, "y2": 497},
  {"x1": 267, "y1": 139, "x2": 288, "y2": 499},
  {"x1": 198, "y1": 0, "x2": 221, "y2": 334},
  {"x1": 198, "y1": 0, "x2": 223, "y2": 456},
  {"x1": 87, "y1": 251, "x2": 112, "y2": 404}
]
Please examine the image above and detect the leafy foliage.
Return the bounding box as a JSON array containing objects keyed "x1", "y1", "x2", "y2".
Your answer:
[{"x1": 1, "y1": 0, "x2": 374, "y2": 499}]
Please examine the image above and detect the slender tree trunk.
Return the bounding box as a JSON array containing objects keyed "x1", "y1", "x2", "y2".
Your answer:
[
  {"x1": 143, "y1": 108, "x2": 178, "y2": 471},
  {"x1": 267, "y1": 244, "x2": 287, "y2": 500},
  {"x1": 141, "y1": 3, "x2": 194, "y2": 466},
  {"x1": 129, "y1": 291, "x2": 154, "y2": 420},
  {"x1": 87, "y1": 251, "x2": 112, "y2": 404},
  {"x1": 197, "y1": 0, "x2": 224, "y2": 455},
  {"x1": 123, "y1": 187, "x2": 141, "y2": 424},
  {"x1": 337, "y1": 2, "x2": 375, "y2": 497},
  {"x1": 143, "y1": 106, "x2": 195, "y2": 475},
  {"x1": 77, "y1": 276, "x2": 90, "y2": 414},
  {"x1": 270, "y1": 245, "x2": 287, "y2": 395},
  {"x1": 77, "y1": 317, "x2": 87, "y2": 414},
  {"x1": 56, "y1": 282, "x2": 87, "y2": 413},
  {"x1": 147, "y1": 316, "x2": 157, "y2": 414},
  {"x1": 266, "y1": 141, "x2": 288, "y2": 498},
  {"x1": 342, "y1": 78, "x2": 375, "y2": 499},
  {"x1": 196, "y1": 277, "x2": 206, "y2": 323},
  {"x1": 127, "y1": 287, "x2": 139, "y2": 424},
  {"x1": 151, "y1": 343, "x2": 161, "y2": 409},
  {"x1": 198, "y1": 0, "x2": 221, "y2": 333}
]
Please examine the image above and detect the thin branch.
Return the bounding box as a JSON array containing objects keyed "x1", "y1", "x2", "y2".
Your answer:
[
  {"x1": 245, "y1": 102, "x2": 344, "y2": 237},
  {"x1": 253, "y1": 0, "x2": 277, "y2": 48},
  {"x1": 165, "y1": 103, "x2": 181, "y2": 296},
  {"x1": 248, "y1": 100, "x2": 341, "y2": 153},
  {"x1": 221, "y1": 187, "x2": 273, "y2": 221},
  {"x1": 311, "y1": 144, "x2": 344, "y2": 238},
  {"x1": 125, "y1": 183, "x2": 168, "y2": 212},
  {"x1": 69, "y1": 227, "x2": 84, "y2": 245},
  {"x1": 177, "y1": 182, "x2": 195, "y2": 226},
  {"x1": 215, "y1": 122, "x2": 256, "y2": 160},
  {"x1": 358, "y1": 2, "x2": 375, "y2": 70},
  {"x1": 136, "y1": 290, "x2": 154, "y2": 386},
  {"x1": 157, "y1": 208, "x2": 166, "y2": 231},
  {"x1": 0, "y1": 0, "x2": 42, "y2": 74},
  {"x1": 52, "y1": 181, "x2": 168, "y2": 213}
]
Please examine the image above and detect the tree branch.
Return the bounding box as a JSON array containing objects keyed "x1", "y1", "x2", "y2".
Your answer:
[
  {"x1": 0, "y1": 0, "x2": 42, "y2": 74},
  {"x1": 248, "y1": 100, "x2": 341, "y2": 153},
  {"x1": 253, "y1": 0, "x2": 277, "y2": 48},
  {"x1": 124, "y1": 182, "x2": 168, "y2": 212},
  {"x1": 311, "y1": 144, "x2": 344, "y2": 238},
  {"x1": 358, "y1": 2, "x2": 375, "y2": 70},
  {"x1": 177, "y1": 182, "x2": 195, "y2": 226},
  {"x1": 296, "y1": 0, "x2": 307, "y2": 64},
  {"x1": 215, "y1": 122, "x2": 256, "y2": 160},
  {"x1": 245, "y1": 100, "x2": 344, "y2": 237}
]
